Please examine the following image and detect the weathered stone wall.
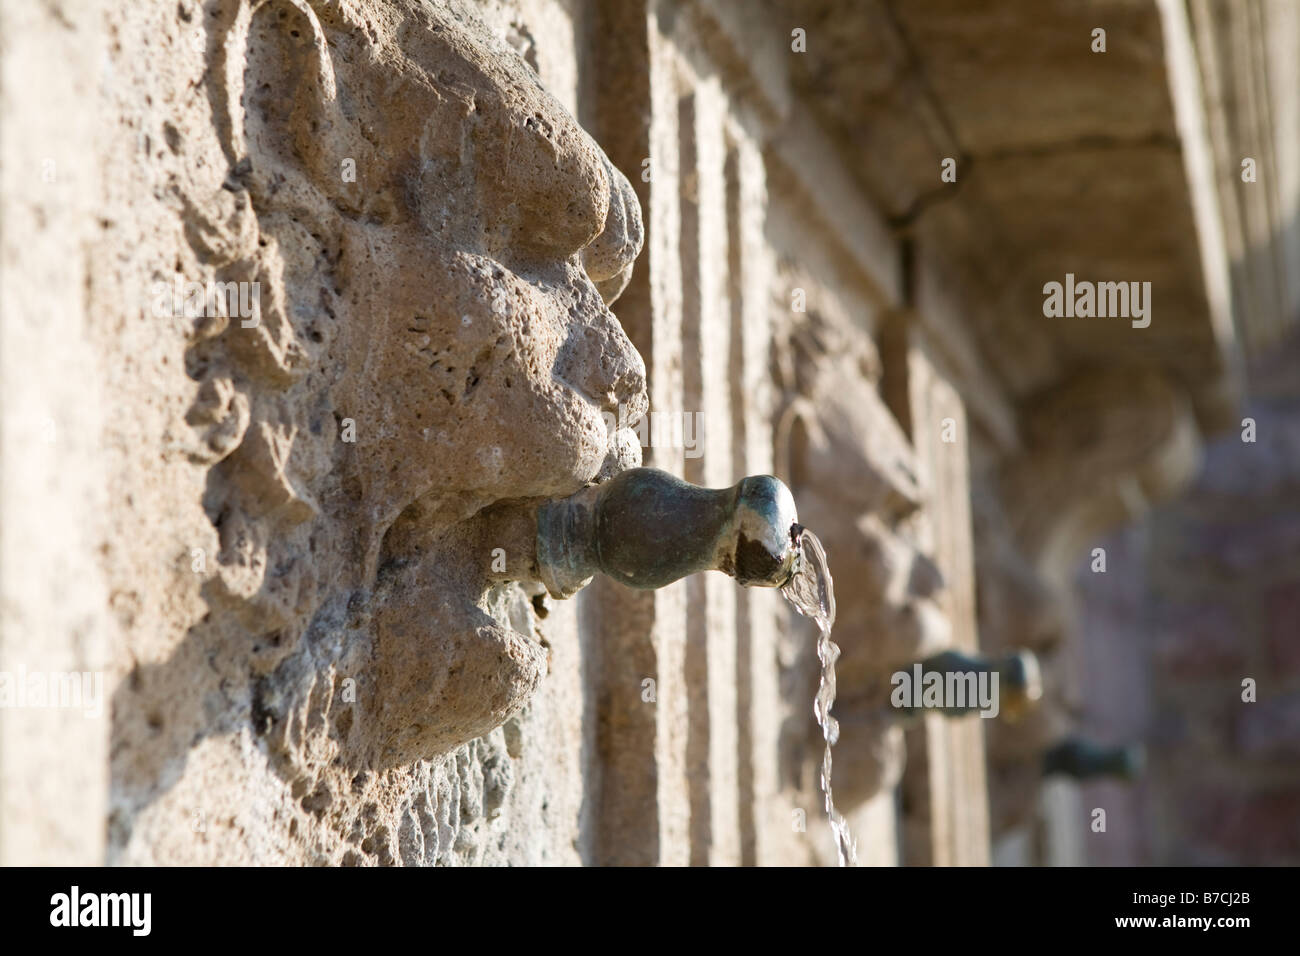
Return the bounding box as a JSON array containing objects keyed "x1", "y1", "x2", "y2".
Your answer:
[
  {"x1": 3, "y1": 0, "x2": 1281, "y2": 868},
  {"x1": 4, "y1": 0, "x2": 650, "y2": 866},
  {"x1": 1, "y1": 0, "x2": 977, "y2": 867}
]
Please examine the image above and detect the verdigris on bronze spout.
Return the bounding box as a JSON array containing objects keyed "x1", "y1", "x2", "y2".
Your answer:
[{"x1": 535, "y1": 467, "x2": 801, "y2": 598}]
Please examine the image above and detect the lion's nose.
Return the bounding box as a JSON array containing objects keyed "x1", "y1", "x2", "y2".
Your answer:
[{"x1": 581, "y1": 155, "x2": 644, "y2": 305}]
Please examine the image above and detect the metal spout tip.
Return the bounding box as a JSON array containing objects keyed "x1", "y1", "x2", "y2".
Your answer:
[
  {"x1": 1001, "y1": 650, "x2": 1044, "y2": 717},
  {"x1": 732, "y1": 475, "x2": 801, "y2": 588}
]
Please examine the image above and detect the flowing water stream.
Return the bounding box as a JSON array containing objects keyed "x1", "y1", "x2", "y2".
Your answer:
[{"x1": 781, "y1": 528, "x2": 858, "y2": 867}]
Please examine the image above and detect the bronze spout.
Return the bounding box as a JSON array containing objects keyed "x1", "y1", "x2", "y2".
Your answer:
[
  {"x1": 1042, "y1": 736, "x2": 1145, "y2": 780},
  {"x1": 535, "y1": 467, "x2": 801, "y2": 598}
]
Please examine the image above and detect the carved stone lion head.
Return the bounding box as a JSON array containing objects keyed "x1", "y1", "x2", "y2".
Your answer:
[{"x1": 184, "y1": 0, "x2": 647, "y2": 775}]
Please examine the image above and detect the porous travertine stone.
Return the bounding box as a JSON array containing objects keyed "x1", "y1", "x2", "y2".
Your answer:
[
  {"x1": 6, "y1": 0, "x2": 647, "y2": 865},
  {"x1": 177, "y1": 0, "x2": 646, "y2": 858}
]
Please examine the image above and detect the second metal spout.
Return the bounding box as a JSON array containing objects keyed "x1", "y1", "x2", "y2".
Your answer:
[
  {"x1": 894, "y1": 649, "x2": 1044, "y2": 719},
  {"x1": 536, "y1": 467, "x2": 801, "y2": 598}
]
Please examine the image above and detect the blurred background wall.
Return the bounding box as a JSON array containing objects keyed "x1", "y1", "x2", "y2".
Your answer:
[{"x1": 1076, "y1": 328, "x2": 1300, "y2": 866}]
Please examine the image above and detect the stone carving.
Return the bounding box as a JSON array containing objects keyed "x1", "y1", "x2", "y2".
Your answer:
[
  {"x1": 773, "y1": 304, "x2": 952, "y2": 808},
  {"x1": 977, "y1": 468, "x2": 1098, "y2": 836},
  {"x1": 1002, "y1": 368, "x2": 1201, "y2": 586},
  {"x1": 981, "y1": 370, "x2": 1201, "y2": 836},
  {"x1": 115, "y1": 0, "x2": 646, "y2": 862}
]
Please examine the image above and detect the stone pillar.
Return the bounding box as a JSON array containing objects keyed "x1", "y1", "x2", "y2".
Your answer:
[
  {"x1": 583, "y1": 0, "x2": 693, "y2": 865},
  {"x1": 586, "y1": 0, "x2": 786, "y2": 865},
  {"x1": 680, "y1": 72, "x2": 743, "y2": 865},
  {"x1": 728, "y1": 134, "x2": 785, "y2": 867},
  {"x1": 894, "y1": 249, "x2": 992, "y2": 866}
]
